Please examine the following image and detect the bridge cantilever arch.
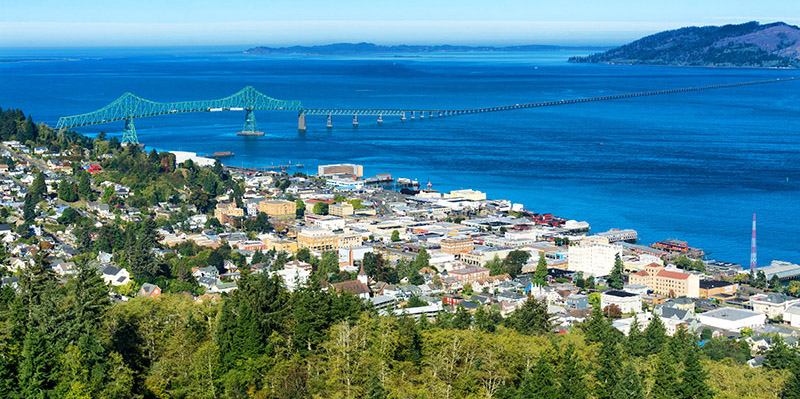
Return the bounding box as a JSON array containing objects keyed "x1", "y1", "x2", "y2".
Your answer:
[{"x1": 56, "y1": 78, "x2": 799, "y2": 145}]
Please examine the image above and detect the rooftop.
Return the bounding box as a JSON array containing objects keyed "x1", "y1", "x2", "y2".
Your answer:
[
  {"x1": 700, "y1": 307, "x2": 762, "y2": 321},
  {"x1": 604, "y1": 290, "x2": 639, "y2": 298}
]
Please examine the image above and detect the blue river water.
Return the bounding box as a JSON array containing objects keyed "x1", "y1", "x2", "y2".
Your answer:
[{"x1": 1, "y1": 47, "x2": 799, "y2": 266}]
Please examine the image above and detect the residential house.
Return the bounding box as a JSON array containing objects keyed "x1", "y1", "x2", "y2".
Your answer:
[{"x1": 138, "y1": 283, "x2": 162, "y2": 298}]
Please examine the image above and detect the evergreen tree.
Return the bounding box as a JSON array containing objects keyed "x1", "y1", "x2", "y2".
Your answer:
[
  {"x1": 625, "y1": 316, "x2": 647, "y2": 357},
  {"x1": 366, "y1": 373, "x2": 387, "y2": 399},
  {"x1": 505, "y1": 297, "x2": 553, "y2": 335},
  {"x1": 764, "y1": 334, "x2": 797, "y2": 370},
  {"x1": 29, "y1": 171, "x2": 46, "y2": 200},
  {"x1": 782, "y1": 361, "x2": 800, "y2": 399},
  {"x1": 77, "y1": 172, "x2": 93, "y2": 201},
  {"x1": 395, "y1": 315, "x2": 422, "y2": 366},
  {"x1": 452, "y1": 305, "x2": 472, "y2": 329},
  {"x1": 607, "y1": 254, "x2": 625, "y2": 289},
  {"x1": 474, "y1": 306, "x2": 496, "y2": 333},
  {"x1": 534, "y1": 252, "x2": 548, "y2": 281},
  {"x1": 584, "y1": 304, "x2": 612, "y2": 344},
  {"x1": 669, "y1": 325, "x2": 695, "y2": 360},
  {"x1": 611, "y1": 362, "x2": 644, "y2": 399},
  {"x1": 678, "y1": 347, "x2": 714, "y2": 399},
  {"x1": 518, "y1": 355, "x2": 557, "y2": 398},
  {"x1": 251, "y1": 250, "x2": 264, "y2": 265},
  {"x1": 651, "y1": 346, "x2": 680, "y2": 399},
  {"x1": 556, "y1": 344, "x2": 588, "y2": 399},
  {"x1": 23, "y1": 193, "x2": 37, "y2": 223},
  {"x1": 594, "y1": 325, "x2": 621, "y2": 399},
  {"x1": 644, "y1": 312, "x2": 667, "y2": 355},
  {"x1": 413, "y1": 247, "x2": 430, "y2": 271}
]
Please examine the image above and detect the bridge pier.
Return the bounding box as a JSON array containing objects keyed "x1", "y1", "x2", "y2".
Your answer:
[
  {"x1": 238, "y1": 108, "x2": 263, "y2": 135},
  {"x1": 122, "y1": 117, "x2": 138, "y2": 145},
  {"x1": 411, "y1": 111, "x2": 415, "y2": 119},
  {"x1": 326, "y1": 114, "x2": 333, "y2": 129},
  {"x1": 298, "y1": 113, "x2": 306, "y2": 133},
  {"x1": 401, "y1": 112, "x2": 406, "y2": 121},
  {"x1": 377, "y1": 114, "x2": 383, "y2": 124},
  {"x1": 352, "y1": 115, "x2": 358, "y2": 127}
]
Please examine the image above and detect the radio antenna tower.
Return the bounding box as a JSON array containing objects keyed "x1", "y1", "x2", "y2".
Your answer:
[{"x1": 750, "y1": 213, "x2": 757, "y2": 270}]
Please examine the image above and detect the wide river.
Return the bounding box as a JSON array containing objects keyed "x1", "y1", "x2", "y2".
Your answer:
[{"x1": 1, "y1": 47, "x2": 799, "y2": 266}]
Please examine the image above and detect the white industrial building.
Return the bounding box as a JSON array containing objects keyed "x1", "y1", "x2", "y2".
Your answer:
[{"x1": 696, "y1": 307, "x2": 766, "y2": 332}]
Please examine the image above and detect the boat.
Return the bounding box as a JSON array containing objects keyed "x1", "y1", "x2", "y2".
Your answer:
[{"x1": 211, "y1": 151, "x2": 235, "y2": 158}]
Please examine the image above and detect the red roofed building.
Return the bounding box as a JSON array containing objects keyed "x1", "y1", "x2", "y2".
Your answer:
[{"x1": 629, "y1": 263, "x2": 700, "y2": 298}]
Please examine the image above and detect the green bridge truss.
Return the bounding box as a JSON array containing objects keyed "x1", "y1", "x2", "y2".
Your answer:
[
  {"x1": 55, "y1": 86, "x2": 303, "y2": 144},
  {"x1": 56, "y1": 78, "x2": 798, "y2": 145}
]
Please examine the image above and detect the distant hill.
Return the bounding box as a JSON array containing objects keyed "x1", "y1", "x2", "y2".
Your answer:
[
  {"x1": 569, "y1": 21, "x2": 800, "y2": 68},
  {"x1": 244, "y1": 42, "x2": 604, "y2": 54}
]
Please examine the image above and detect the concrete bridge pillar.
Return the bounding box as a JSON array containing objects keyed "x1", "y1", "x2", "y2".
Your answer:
[
  {"x1": 401, "y1": 112, "x2": 406, "y2": 121},
  {"x1": 326, "y1": 114, "x2": 333, "y2": 129},
  {"x1": 352, "y1": 115, "x2": 358, "y2": 127},
  {"x1": 411, "y1": 111, "x2": 415, "y2": 119},
  {"x1": 298, "y1": 113, "x2": 306, "y2": 133},
  {"x1": 377, "y1": 114, "x2": 383, "y2": 124}
]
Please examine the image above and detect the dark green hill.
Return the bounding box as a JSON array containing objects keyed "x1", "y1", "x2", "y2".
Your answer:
[{"x1": 570, "y1": 21, "x2": 800, "y2": 68}]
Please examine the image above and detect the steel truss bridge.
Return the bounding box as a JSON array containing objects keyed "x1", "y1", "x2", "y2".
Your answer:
[{"x1": 56, "y1": 77, "x2": 798, "y2": 144}]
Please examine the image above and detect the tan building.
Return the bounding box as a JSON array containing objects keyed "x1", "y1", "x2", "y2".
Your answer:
[
  {"x1": 258, "y1": 200, "x2": 296, "y2": 218},
  {"x1": 318, "y1": 163, "x2": 363, "y2": 177},
  {"x1": 329, "y1": 202, "x2": 354, "y2": 217},
  {"x1": 699, "y1": 280, "x2": 738, "y2": 299},
  {"x1": 440, "y1": 236, "x2": 474, "y2": 255},
  {"x1": 213, "y1": 202, "x2": 244, "y2": 222},
  {"x1": 629, "y1": 263, "x2": 700, "y2": 298},
  {"x1": 296, "y1": 229, "x2": 362, "y2": 252},
  {"x1": 449, "y1": 267, "x2": 490, "y2": 284},
  {"x1": 264, "y1": 237, "x2": 298, "y2": 253}
]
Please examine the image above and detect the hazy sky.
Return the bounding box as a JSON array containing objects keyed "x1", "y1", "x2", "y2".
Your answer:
[{"x1": 1, "y1": 0, "x2": 798, "y2": 47}]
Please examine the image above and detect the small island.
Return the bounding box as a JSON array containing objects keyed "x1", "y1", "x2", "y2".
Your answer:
[{"x1": 569, "y1": 21, "x2": 800, "y2": 68}]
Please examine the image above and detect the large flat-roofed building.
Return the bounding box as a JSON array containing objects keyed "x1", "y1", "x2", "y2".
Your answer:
[
  {"x1": 440, "y1": 236, "x2": 474, "y2": 255},
  {"x1": 699, "y1": 280, "x2": 738, "y2": 298},
  {"x1": 629, "y1": 263, "x2": 700, "y2": 298},
  {"x1": 601, "y1": 290, "x2": 642, "y2": 314},
  {"x1": 696, "y1": 307, "x2": 766, "y2": 332},
  {"x1": 594, "y1": 228, "x2": 638, "y2": 243},
  {"x1": 258, "y1": 200, "x2": 296, "y2": 218},
  {"x1": 296, "y1": 228, "x2": 362, "y2": 252},
  {"x1": 567, "y1": 236, "x2": 623, "y2": 277},
  {"x1": 318, "y1": 163, "x2": 363, "y2": 177},
  {"x1": 443, "y1": 189, "x2": 486, "y2": 201},
  {"x1": 750, "y1": 293, "x2": 800, "y2": 319},
  {"x1": 757, "y1": 261, "x2": 800, "y2": 281}
]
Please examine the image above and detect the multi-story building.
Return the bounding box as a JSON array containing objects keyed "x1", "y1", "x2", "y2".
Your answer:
[
  {"x1": 297, "y1": 228, "x2": 337, "y2": 252},
  {"x1": 296, "y1": 228, "x2": 362, "y2": 252},
  {"x1": 629, "y1": 263, "x2": 700, "y2": 298},
  {"x1": 698, "y1": 280, "x2": 738, "y2": 298},
  {"x1": 567, "y1": 236, "x2": 623, "y2": 277},
  {"x1": 440, "y1": 236, "x2": 474, "y2": 255},
  {"x1": 213, "y1": 202, "x2": 244, "y2": 222},
  {"x1": 750, "y1": 293, "x2": 800, "y2": 319},
  {"x1": 329, "y1": 202, "x2": 354, "y2": 217},
  {"x1": 318, "y1": 163, "x2": 363, "y2": 177},
  {"x1": 258, "y1": 199, "x2": 296, "y2": 218},
  {"x1": 263, "y1": 236, "x2": 298, "y2": 253},
  {"x1": 448, "y1": 266, "x2": 490, "y2": 284}
]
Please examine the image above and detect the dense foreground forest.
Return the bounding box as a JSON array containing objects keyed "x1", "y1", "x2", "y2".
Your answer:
[{"x1": 1, "y1": 255, "x2": 798, "y2": 399}]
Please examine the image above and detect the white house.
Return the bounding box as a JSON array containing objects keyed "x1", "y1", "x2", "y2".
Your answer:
[
  {"x1": 101, "y1": 266, "x2": 131, "y2": 286},
  {"x1": 750, "y1": 293, "x2": 800, "y2": 319}
]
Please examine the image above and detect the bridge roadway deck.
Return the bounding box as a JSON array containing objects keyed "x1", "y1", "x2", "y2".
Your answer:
[{"x1": 301, "y1": 77, "x2": 798, "y2": 117}]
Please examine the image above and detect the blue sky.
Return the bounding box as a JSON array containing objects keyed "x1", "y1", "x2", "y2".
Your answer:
[{"x1": 1, "y1": 0, "x2": 798, "y2": 47}]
